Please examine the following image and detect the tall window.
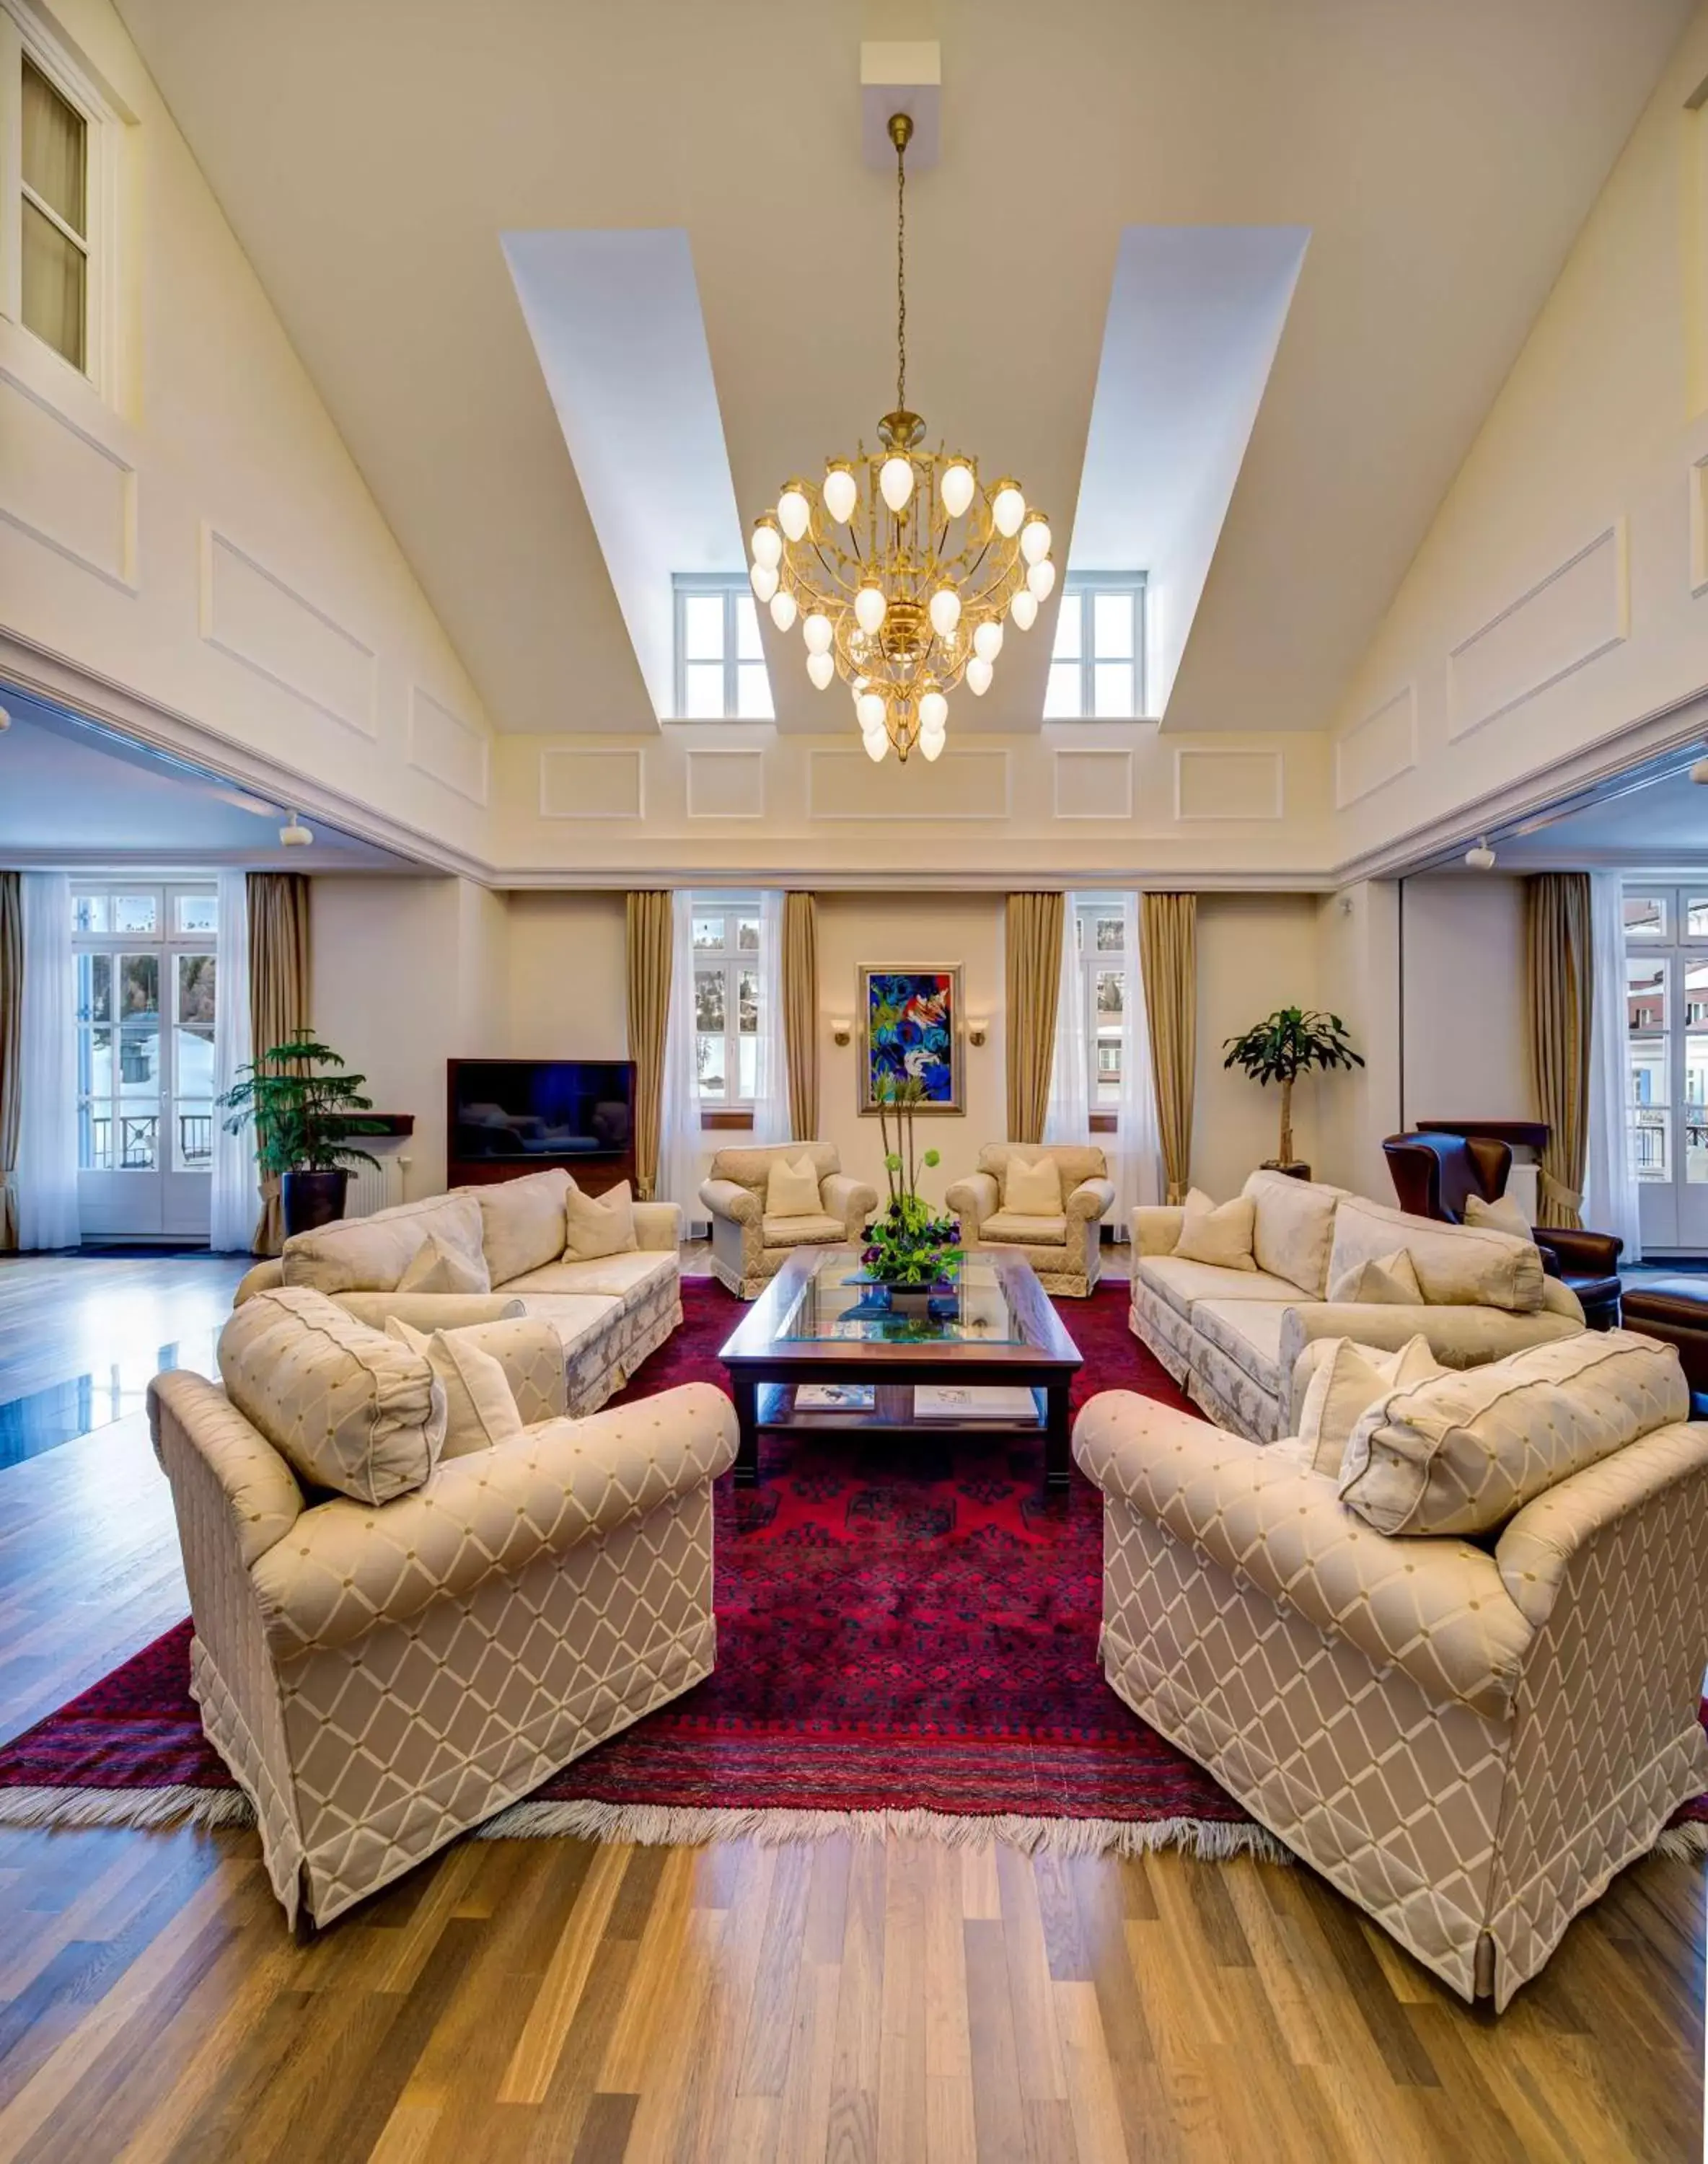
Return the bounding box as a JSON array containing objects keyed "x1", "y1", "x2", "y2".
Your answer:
[
  {"x1": 1620, "y1": 887, "x2": 1708, "y2": 1189},
  {"x1": 1044, "y1": 576, "x2": 1146, "y2": 719},
  {"x1": 691, "y1": 900, "x2": 763, "y2": 1106},
  {"x1": 1074, "y1": 900, "x2": 1128, "y2": 1107},
  {"x1": 673, "y1": 576, "x2": 775, "y2": 719},
  {"x1": 19, "y1": 52, "x2": 86, "y2": 370},
  {"x1": 72, "y1": 884, "x2": 217, "y2": 1174}
]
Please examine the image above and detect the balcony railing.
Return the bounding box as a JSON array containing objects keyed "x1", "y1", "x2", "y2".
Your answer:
[{"x1": 82, "y1": 1112, "x2": 213, "y2": 1171}]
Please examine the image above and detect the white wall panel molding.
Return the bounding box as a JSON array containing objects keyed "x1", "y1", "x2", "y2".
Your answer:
[
  {"x1": 686, "y1": 747, "x2": 765, "y2": 819},
  {"x1": 1173, "y1": 746, "x2": 1284, "y2": 821},
  {"x1": 1334, "y1": 684, "x2": 1417, "y2": 809},
  {"x1": 199, "y1": 525, "x2": 379, "y2": 737},
  {"x1": 1690, "y1": 454, "x2": 1708, "y2": 598},
  {"x1": 539, "y1": 745, "x2": 646, "y2": 819},
  {"x1": 408, "y1": 685, "x2": 488, "y2": 806},
  {"x1": 0, "y1": 365, "x2": 137, "y2": 592},
  {"x1": 806, "y1": 747, "x2": 1011, "y2": 821},
  {"x1": 1053, "y1": 747, "x2": 1134, "y2": 821},
  {"x1": 1445, "y1": 519, "x2": 1629, "y2": 741}
]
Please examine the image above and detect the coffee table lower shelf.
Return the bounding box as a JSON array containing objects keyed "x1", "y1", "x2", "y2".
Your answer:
[{"x1": 725, "y1": 1371, "x2": 1074, "y2": 1490}]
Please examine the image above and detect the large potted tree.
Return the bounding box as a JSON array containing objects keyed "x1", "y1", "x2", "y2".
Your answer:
[
  {"x1": 1222, "y1": 1007, "x2": 1363, "y2": 1181},
  {"x1": 218, "y1": 1028, "x2": 388, "y2": 1236}
]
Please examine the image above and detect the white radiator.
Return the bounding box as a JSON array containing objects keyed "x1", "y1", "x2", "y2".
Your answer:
[{"x1": 345, "y1": 1146, "x2": 408, "y2": 1218}]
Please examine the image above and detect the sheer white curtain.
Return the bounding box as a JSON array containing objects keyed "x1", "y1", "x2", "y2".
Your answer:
[
  {"x1": 16, "y1": 872, "x2": 79, "y2": 1250},
  {"x1": 1044, "y1": 897, "x2": 1091, "y2": 1147},
  {"x1": 657, "y1": 892, "x2": 705, "y2": 1228},
  {"x1": 752, "y1": 890, "x2": 790, "y2": 1146},
  {"x1": 1111, "y1": 890, "x2": 1164, "y2": 1223},
  {"x1": 208, "y1": 871, "x2": 258, "y2": 1252},
  {"x1": 1584, "y1": 871, "x2": 1641, "y2": 1261}
]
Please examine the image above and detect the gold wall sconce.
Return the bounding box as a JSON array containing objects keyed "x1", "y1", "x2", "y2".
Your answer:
[
  {"x1": 968, "y1": 1017, "x2": 989, "y2": 1047},
  {"x1": 831, "y1": 1019, "x2": 853, "y2": 1047}
]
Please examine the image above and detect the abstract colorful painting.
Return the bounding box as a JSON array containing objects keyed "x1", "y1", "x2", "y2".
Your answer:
[{"x1": 858, "y1": 966, "x2": 964, "y2": 1114}]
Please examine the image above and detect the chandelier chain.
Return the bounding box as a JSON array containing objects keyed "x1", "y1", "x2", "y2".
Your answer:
[{"x1": 895, "y1": 133, "x2": 907, "y2": 415}]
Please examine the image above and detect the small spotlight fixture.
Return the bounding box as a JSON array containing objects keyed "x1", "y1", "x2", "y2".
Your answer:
[
  {"x1": 1690, "y1": 757, "x2": 1708, "y2": 785},
  {"x1": 0, "y1": 703, "x2": 10, "y2": 731},
  {"x1": 279, "y1": 812, "x2": 313, "y2": 848},
  {"x1": 1464, "y1": 837, "x2": 1497, "y2": 871}
]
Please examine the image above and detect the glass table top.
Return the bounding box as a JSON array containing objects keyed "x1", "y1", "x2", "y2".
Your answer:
[{"x1": 770, "y1": 1246, "x2": 1027, "y2": 1347}]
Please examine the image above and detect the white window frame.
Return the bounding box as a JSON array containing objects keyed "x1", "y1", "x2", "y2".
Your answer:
[
  {"x1": 1620, "y1": 884, "x2": 1708, "y2": 1190},
  {"x1": 689, "y1": 894, "x2": 765, "y2": 1111},
  {"x1": 0, "y1": 0, "x2": 121, "y2": 398},
  {"x1": 1073, "y1": 897, "x2": 1128, "y2": 1111},
  {"x1": 672, "y1": 573, "x2": 774, "y2": 721},
  {"x1": 1047, "y1": 573, "x2": 1148, "y2": 721}
]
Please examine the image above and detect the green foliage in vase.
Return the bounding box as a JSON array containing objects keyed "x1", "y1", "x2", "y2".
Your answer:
[
  {"x1": 216, "y1": 1028, "x2": 389, "y2": 1178},
  {"x1": 860, "y1": 1078, "x2": 964, "y2": 1288}
]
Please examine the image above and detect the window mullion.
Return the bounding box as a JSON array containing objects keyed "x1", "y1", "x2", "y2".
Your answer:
[{"x1": 19, "y1": 180, "x2": 86, "y2": 251}]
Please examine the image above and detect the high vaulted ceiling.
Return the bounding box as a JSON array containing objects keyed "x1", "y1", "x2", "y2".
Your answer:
[{"x1": 114, "y1": 0, "x2": 1691, "y2": 740}]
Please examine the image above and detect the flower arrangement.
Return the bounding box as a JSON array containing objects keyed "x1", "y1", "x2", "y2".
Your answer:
[{"x1": 861, "y1": 1077, "x2": 964, "y2": 1288}]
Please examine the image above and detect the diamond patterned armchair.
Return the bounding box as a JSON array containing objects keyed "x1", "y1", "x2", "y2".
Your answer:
[
  {"x1": 699, "y1": 1142, "x2": 878, "y2": 1299},
  {"x1": 149, "y1": 1309, "x2": 736, "y2": 1930},
  {"x1": 945, "y1": 1144, "x2": 1116, "y2": 1296}
]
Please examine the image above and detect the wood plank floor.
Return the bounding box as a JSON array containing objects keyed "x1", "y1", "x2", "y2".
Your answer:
[{"x1": 0, "y1": 1254, "x2": 1701, "y2": 2162}]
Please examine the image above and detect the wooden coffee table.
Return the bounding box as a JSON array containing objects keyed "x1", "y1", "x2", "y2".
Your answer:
[{"x1": 718, "y1": 1244, "x2": 1083, "y2": 1490}]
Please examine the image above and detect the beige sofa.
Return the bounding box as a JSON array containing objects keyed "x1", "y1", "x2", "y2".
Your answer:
[
  {"x1": 699, "y1": 1142, "x2": 879, "y2": 1299},
  {"x1": 1074, "y1": 1335, "x2": 1708, "y2": 2009},
  {"x1": 234, "y1": 1169, "x2": 682, "y2": 1416},
  {"x1": 1130, "y1": 1173, "x2": 1584, "y2": 1441},
  {"x1": 151, "y1": 1300, "x2": 736, "y2": 1929},
  {"x1": 945, "y1": 1144, "x2": 1117, "y2": 1297}
]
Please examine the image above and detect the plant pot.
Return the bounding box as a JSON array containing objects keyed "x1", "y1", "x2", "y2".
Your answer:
[
  {"x1": 881, "y1": 1284, "x2": 938, "y2": 1317},
  {"x1": 1259, "y1": 1158, "x2": 1312, "y2": 1182},
  {"x1": 282, "y1": 1167, "x2": 350, "y2": 1238}
]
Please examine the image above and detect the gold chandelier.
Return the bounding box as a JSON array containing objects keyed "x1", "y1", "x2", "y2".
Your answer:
[{"x1": 749, "y1": 112, "x2": 1054, "y2": 764}]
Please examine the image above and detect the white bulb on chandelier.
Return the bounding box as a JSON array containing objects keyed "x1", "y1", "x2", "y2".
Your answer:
[
  {"x1": 918, "y1": 688, "x2": 948, "y2": 734},
  {"x1": 879, "y1": 456, "x2": 915, "y2": 514},
  {"x1": 972, "y1": 620, "x2": 1003, "y2": 664},
  {"x1": 940, "y1": 463, "x2": 975, "y2": 519},
  {"x1": 863, "y1": 728, "x2": 890, "y2": 763},
  {"x1": 752, "y1": 521, "x2": 783, "y2": 568},
  {"x1": 1009, "y1": 588, "x2": 1039, "y2": 632},
  {"x1": 857, "y1": 690, "x2": 888, "y2": 733},
  {"x1": 854, "y1": 584, "x2": 887, "y2": 635},
  {"x1": 777, "y1": 487, "x2": 811, "y2": 543},
  {"x1": 966, "y1": 656, "x2": 994, "y2": 697},
  {"x1": 750, "y1": 560, "x2": 779, "y2": 604},
  {"x1": 1026, "y1": 557, "x2": 1056, "y2": 601},
  {"x1": 770, "y1": 589, "x2": 798, "y2": 632},
  {"x1": 1020, "y1": 515, "x2": 1052, "y2": 566},
  {"x1": 928, "y1": 588, "x2": 961, "y2": 641},
  {"x1": 803, "y1": 612, "x2": 834, "y2": 656},
  {"x1": 823, "y1": 465, "x2": 858, "y2": 524},
  {"x1": 806, "y1": 650, "x2": 836, "y2": 690},
  {"x1": 992, "y1": 483, "x2": 1026, "y2": 539},
  {"x1": 919, "y1": 727, "x2": 947, "y2": 762}
]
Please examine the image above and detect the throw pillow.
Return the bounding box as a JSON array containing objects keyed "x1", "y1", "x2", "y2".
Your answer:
[
  {"x1": 1326, "y1": 1247, "x2": 1423, "y2": 1306},
  {"x1": 1295, "y1": 1334, "x2": 1445, "y2": 1477},
  {"x1": 387, "y1": 1318, "x2": 525, "y2": 1459},
  {"x1": 395, "y1": 1229, "x2": 492, "y2": 1296},
  {"x1": 1465, "y1": 1191, "x2": 1534, "y2": 1241},
  {"x1": 1004, "y1": 1151, "x2": 1064, "y2": 1216},
  {"x1": 563, "y1": 1178, "x2": 640, "y2": 1261},
  {"x1": 1172, "y1": 1188, "x2": 1257, "y2": 1271},
  {"x1": 765, "y1": 1153, "x2": 823, "y2": 1219}
]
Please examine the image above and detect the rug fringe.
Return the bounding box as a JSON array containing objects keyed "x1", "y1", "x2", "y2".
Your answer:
[
  {"x1": 0, "y1": 1785, "x2": 256, "y2": 1832},
  {"x1": 1650, "y1": 1821, "x2": 1708, "y2": 1862}
]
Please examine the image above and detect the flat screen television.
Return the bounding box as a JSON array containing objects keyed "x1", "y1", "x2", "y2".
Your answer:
[{"x1": 449, "y1": 1059, "x2": 634, "y2": 1167}]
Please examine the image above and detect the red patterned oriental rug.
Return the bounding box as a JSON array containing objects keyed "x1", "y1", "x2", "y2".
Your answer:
[{"x1": 2, "y1": 1281, "x2": 1704, "y2": 1864}]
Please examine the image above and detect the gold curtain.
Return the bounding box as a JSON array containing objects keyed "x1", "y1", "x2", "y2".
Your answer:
[
  {"x1": 247, "y1": 871, "x2": 312, "y2": 1254},
  {"x1": 0, "y1": 873, "x2": 20, "y2": 1252},
  {"x1": 1005, "y1": 892, "x2": 1065, "y2": 1144},
  {"x1": 626, "y1": 892, "x2": 674, "y2": 1200},
  {"x1": 781, "y1": 892, "x2": 819, "y2": 1142},
  {"x1": 1140, "y1": 892, "x2": 1197, "y2": 1203},
  {"x1": 1525, "y1": 872, "x2": 1592, "y2": 1230}
]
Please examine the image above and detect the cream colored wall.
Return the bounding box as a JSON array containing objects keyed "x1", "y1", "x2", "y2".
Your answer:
[
  {"x1": 1311, "y1": 881, "x2": 1402, "y2": 1198},
  {"x1": 506, "y1": 893, "x2": 629, "y2": 1058},
  {"x1": 1399, "y1": 876, "x2": 1533, "y2": 1130}
]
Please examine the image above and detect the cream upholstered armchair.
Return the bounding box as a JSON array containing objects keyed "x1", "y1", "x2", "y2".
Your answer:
[
  {"x1": 1073, "y1": 1330, "x2": 1708, "y2": 2010},
  {"x1": 944, "y1": 1143, "x2": 1116, "y2": 1296},
  {"x1": 698, "y1": 1141, "x2": 878, "y2": 1299},
  {"x1": 150, "y1": 1288, "x2": 736, "y2": 1930}
]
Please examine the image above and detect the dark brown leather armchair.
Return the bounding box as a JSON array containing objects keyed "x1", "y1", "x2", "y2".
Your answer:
[{"x1": 1381, "y1": 1131, "x2": 1621, "y2": 1329}]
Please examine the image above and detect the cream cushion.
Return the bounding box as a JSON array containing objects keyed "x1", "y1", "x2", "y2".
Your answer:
[
  {"x1": 1339, "y1": 1329, "x2": 1689, "y2": 1535},
  {"x1": 1466, "y1": 1192, "x2": 1533, "y2": 1239},
  {"x1": 387, "y1": 1317, "x2": 523, "y2": 1459},
  {"x1": 1135, "y1": 1255, "x2": 1303, "y2": 1316},
  {"x1": 1241, "y1": 1171, "x2": 1344, "y2": 1296},
  {"x1": 472, "y1": 1169, "x2": 573, "y2": 1285},
  {"x1": 1003, "y1": 1151, "x2": 1064, "y2": 1215},
  {"x1": 395, "y1": 1229, "x2": 492, "y2": 1296},
  {"x1": 980, "y1": 1210, "x2": 1069, "y2": 1246},
  {"x1": 1328, "y1": 1196, "x2": 1544, "y2": 1314},
  {"x1": 281, "y1": 1192, "x2": 484, "y2": 1296},
  {"x1": 218, "y1": 1287, "x2": 445, "y2": 1503},
  {"x1": 765, "y1": 1154, "x2": 823, "y2": 1219},
  {"x1": 564, "y1": 1178, "x2": 640, "y2": 1261},
  {"x1": 1173, "y1": 1189, "x2": 1257, "y2": 1271},
  {"x1": 761, "y1": 1211, "x2": 847, "y2": 1247},
  {"x1": 1327, "y1": 1247, "x2": 1423, "y2": 1306},
  {"x1": 1296, "y1": 1334, "x2": 1445, "y2": 1477}
]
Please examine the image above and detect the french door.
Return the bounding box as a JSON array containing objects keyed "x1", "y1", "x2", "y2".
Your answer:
[
  {"x1": 73, "y1": 883, "x2": 218, "y2": 1241},
  {"x1": 1624, "y1": 886, "x2": 1708, "y2": 1253}
]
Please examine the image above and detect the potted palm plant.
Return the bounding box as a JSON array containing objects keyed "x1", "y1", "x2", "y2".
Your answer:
[
  {"x1": 1222, "y1": 1007, "x2": 1363, "y2": 1180},
  {"x1": 217, "y1": 1029, "x2": 388, "y2": 1236}
]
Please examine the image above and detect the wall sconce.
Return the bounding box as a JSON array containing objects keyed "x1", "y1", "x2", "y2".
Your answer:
[
  {"x1": 831, "y1": 1019, "x2": 853, "y2": 1047},
  {"x1": 968, "y1": 1017, "x2": 990, "y2": 1048}
]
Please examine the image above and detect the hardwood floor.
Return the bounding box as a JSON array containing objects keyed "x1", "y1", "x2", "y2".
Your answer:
[{"x1": 0, "y1": 1253, "x2": 1701, "y2": 2162}]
